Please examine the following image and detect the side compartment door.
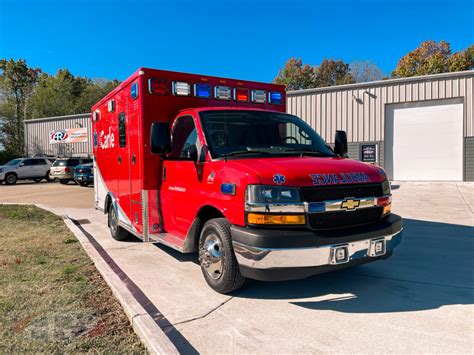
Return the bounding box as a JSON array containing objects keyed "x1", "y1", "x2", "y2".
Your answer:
[
  {"x1": 116, "y1": 110, "x2": 132, "y2": 227},
  {"x1": 161, "y1": 115, "x2": 203, "y2": 238}
]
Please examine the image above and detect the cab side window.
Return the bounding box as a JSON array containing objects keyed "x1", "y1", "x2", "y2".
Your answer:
[
  {"x1": 171, "y1": 116, "x2": 197, "y2": 159},
  {"x1": 22, "y1": 159, "x2": 34, "y2": 166}
]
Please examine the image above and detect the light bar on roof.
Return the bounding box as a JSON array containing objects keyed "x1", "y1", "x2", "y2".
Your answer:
[
  {"x1": 234, "y1": 88, "x2": 249, "y2": 102},
  {"x1": 268, "y1": 91, "x2": 283, "y2": 105},
  {"x1": 149, "y1": 78, "x2": 169, "y2": 95},
  {"x1": 172, "y1": 81, "x2": 191, "y2": 96},
  {"x1": 214, "y1": 86, "x2": 231, "y2": 100},
  {"x1": 251, "y1": 90, "x2": 266, "y2": 103},
  {"x1": 194, "y1": 83, "x2": 212, "y2": 98}
]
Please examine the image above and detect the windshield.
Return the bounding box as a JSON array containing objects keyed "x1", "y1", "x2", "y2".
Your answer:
[
  {"x1": 5, "y1": 159, "x2": 22, "y2": 166},
  {"x1": 199, "y1": 110, "x2": 335, "y2": 159}
]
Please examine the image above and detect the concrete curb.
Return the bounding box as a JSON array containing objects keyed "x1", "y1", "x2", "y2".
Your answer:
[{"x1": 4, "y1": 203, "x2": 179, "y2": 355}]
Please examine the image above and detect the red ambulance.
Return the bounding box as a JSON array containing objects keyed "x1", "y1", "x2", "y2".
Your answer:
[{"x1": 92, "y1": 68, "x2": 403, "y2": 293}]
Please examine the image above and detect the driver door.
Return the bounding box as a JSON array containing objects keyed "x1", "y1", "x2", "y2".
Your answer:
[{"x1": 161, "y1": 115, "x2": 204, "y2": 238}]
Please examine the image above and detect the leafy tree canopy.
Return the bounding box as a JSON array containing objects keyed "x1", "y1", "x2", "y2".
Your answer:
[
  {"x1": 274, "y1": 57, "x2": 354, "y2": 90},
  {"x1": 391, "y1": 40, "x2": 473, "y2": 78}
]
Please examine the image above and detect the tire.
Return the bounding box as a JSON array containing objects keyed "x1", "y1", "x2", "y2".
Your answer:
[
  {"x1": 33, "y1": 178, "x2": 42, "y2": 183},
  {"x1": 199, "y1": 218, "x2": 245, "y2": 294},
  {"x1": 5, "y1": 173, "x2": 17, "y2": 185},
  {"x1": 59, "y1": 179, "x2": 69, "y2": 185},
  {"x1": 108, "y1": 205, "x2": 129, "y2": 241},
  {"x1": 45, "y1": 171, "x2": 52, "y2": 182}
]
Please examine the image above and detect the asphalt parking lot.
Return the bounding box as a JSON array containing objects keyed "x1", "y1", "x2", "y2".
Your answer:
[{"x1": 1, "y1": 181, "x2": 473, "y2": 353}]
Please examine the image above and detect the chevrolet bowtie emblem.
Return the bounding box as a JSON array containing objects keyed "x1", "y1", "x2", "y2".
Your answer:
[{"x1": 341, "y1": 198, "x2": 360, "y2": 210}]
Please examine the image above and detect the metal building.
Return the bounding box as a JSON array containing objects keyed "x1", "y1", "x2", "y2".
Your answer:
[
  {"x1": 287, "y1": 70, "x2": 474, "y2": 181},
  {"x1": 24, "y1": 113, "x2": 92, "y2": 158}
]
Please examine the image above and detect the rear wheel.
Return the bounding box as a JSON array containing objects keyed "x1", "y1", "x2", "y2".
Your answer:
[
  {"x1": 108, "y1": 206, "x2": 129, "y2": 241},
  {"x1": 199, "y1": 218, "x2": 245, "y2": 294},
  {"x1": 45, "y1": 171, "x2": 51, "y2": 182},
  {"x1": 5, "y1": 173, "x2": 17, "y2": 185}
]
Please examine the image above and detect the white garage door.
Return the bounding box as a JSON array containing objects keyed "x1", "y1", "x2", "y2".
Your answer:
[{"x1": 385, "y1": 99, "x2": 463, "y2": 181}]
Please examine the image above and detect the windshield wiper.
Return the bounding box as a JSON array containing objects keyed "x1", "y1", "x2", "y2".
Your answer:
[
  {"x1": 221, "y1": 148, "x2": 273, "y2": 157},
  {"x1": 277, "y1": 147, "x2": 334, "y2": 157}
]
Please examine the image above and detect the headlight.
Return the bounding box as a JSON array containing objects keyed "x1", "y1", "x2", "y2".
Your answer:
[
  {"x1": 245, "y1": 185, "x2": 305, "y2": 225},
  {"x1": 246, "y1": 185, "x2": 301, "y2": 204}
]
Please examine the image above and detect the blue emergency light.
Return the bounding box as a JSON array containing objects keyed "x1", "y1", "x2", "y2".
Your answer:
[
  {"x1": 307, "y1": 202, "x2": 326, "y2": 213},
  {"x1": 269, "y1": 91, "x2": 283, "y2": 105},
  {"x1": 194, "y1": 83, "x2": 212, "y2": 98}
]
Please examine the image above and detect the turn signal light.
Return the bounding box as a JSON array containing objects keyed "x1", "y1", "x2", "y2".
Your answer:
[
  {"x1": 247, "y1": 213, "x2": 306, "y2": 225},
  {"x1": 376, "y1": 196, "x2": 392, "y2": 215}
]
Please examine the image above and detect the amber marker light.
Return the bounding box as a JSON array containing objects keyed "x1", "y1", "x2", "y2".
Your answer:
[{"x1": 247, "y1": 213, "x2": 306, "y2": 225}]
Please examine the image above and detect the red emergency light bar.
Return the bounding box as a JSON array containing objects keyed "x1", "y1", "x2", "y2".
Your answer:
[
  {"x1": 147, "y1": 78, "x2": 282, "y2": 105},
  {"x1": 234, "y1": 88, "x2": 249, "y2": 102}
]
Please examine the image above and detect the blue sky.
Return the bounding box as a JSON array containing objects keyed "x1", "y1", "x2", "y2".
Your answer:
[{"x1": 0, "y1": 0, "x2": 472, "y2": 82}]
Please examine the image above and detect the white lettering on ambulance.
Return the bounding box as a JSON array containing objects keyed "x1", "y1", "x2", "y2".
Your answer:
[{"x1": 100, "y1": 127, "x2": 115, "y2": 149}]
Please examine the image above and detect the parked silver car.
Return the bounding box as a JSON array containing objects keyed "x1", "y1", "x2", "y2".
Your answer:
[
  {"x1": 50, "y1": 157, "x2": 92, "y2": 184},
  {"x1": 0, "y1": 158, "x2": 52, "y2": 185}
]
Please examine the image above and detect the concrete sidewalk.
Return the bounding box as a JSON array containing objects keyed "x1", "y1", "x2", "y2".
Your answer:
[{"x1": 1, "y1": 181, "x2": 473, "y2": 353}]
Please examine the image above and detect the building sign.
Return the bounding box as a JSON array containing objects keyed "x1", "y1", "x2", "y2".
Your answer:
[
  {"x1": 361, "y1": 144, "x2": 377, "y2": 163},
  {"x1": 49, "y1": 128, "x2": 88, "y2": 144}
]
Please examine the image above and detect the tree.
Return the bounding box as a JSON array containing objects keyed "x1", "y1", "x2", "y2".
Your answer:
[
  {"x1": 315, "y1": 59, "x2": 354, "y2": 87},
  {"x1": 391, "y1": 40, "x2": 473, "y2": 78},
  {"x1": 29, "y1": 70, "x2": 119, "y2": 118},
  {"x1": 467, "y1": 45, "x2": 474, "y2": 69},
  {"x1": 273, "y1": 58, "x2": 317, "y2": 90},
  {"x1": 0, "y1": 59, "x2": 41, "y2": 156},
  {"x1": 350, "y1": 61, "x2": 385, "y2": 83},
  {"x1": 274, "y1": 57, "x2": 355, "y2": 90}
]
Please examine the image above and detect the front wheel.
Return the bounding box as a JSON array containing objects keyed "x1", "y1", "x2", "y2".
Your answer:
[
  {"x1": 199, "y1": 218, "x2": 245, "y2": 294},
  {"x1": 59, "y1": 179, "x2": 69, "y2": 185},
  {"x1": 5, "y1": 173, "x2": 17, "y2": 185},
  {"x1": 108, "y1": 205, "x2": 129, "y2": 241}
]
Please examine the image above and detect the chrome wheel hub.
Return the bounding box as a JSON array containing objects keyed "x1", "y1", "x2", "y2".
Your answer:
[{"x1": 199, "y1": 234, "x2": 224, "y2": 280}]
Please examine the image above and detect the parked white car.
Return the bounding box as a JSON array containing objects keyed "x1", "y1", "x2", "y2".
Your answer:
[{"x1": 0, "y1": 158, "x2": 52, "y2": 185}]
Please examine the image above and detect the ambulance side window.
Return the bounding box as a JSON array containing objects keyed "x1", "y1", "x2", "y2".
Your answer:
[
  {"x1": 171, "y1": 116, "x2": 197, "y2": 159},
  {"x1": 118, "y1": 112, "x2": 126, "y2": 147}
]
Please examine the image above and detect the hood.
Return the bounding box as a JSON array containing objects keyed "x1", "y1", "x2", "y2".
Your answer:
[{"x1": 225, "y1": 156, "x2": 385, "y2": 187}]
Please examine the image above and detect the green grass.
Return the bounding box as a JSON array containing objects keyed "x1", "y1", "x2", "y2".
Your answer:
[{"x1": 0, "y1": 205, "x2": 145, "y2": 353}]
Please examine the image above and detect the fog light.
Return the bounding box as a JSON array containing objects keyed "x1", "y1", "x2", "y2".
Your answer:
[
  {"x1": 369, "y1": 238, "x2": 386, "y2": 257},
  {"x1": 247, "y1": 213, "x2": 305, "y2": 225},
  {"x1": 330, "y1": 245, "x2": 349, "y2": 264}
]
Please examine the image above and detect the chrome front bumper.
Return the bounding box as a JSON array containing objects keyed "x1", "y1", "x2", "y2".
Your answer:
[{"x1": 233, "y1": 229, "x2": 402, "y2": 270}]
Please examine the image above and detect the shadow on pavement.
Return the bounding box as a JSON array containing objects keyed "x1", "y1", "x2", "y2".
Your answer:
[{"x1": 235, "y1": 218, "x2": 474, "y2": 314}]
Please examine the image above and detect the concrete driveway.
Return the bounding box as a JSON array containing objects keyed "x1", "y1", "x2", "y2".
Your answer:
[{"x1": 1, "y1": 181, "x2": 473, "y2": 353}]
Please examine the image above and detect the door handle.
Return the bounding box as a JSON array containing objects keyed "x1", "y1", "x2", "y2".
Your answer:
[
  {"x1": 131, "y1": 154, "x2": 136, "y2": 164},
  {"x1": 118, "y1": 156, "x2": 122, "y2": 164}
]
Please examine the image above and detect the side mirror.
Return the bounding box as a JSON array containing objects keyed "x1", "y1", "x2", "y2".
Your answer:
[
  {"x1": 19, "y1": 162, "x2": 24, "y2": 167},
  {"x1": 150, "y1": 122, "x2": 171, "y2": 154},
  {"x1": 334, "y1": 130, "x2": 348, "y2": 157}
]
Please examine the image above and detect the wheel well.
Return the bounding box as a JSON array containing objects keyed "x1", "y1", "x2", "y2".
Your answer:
[
  {"x1": 5, "y1": 172, "x2": 17, "y2": 177},
  {"x1": 188, "y1": 206, "x2": 225, "y2": 252},
  {"x1": 104, "y1": 194, "x2": 113, "y2": 214}
]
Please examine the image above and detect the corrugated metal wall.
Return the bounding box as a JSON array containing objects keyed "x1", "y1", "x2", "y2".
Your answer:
[
  {"x1": 24, "y1": 113, "x2": 92, "y2": 157},
  {"x1": 287, "y1": 71, "x2": 474, "y2": 144}
]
